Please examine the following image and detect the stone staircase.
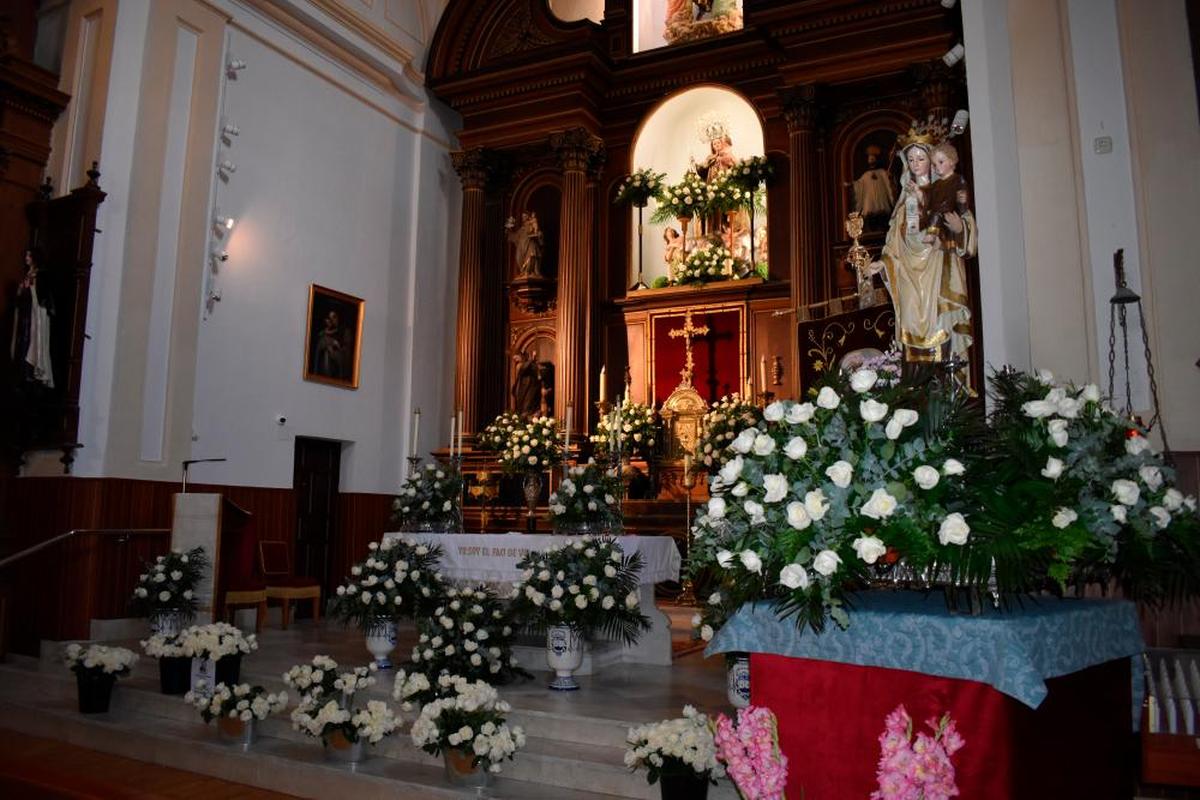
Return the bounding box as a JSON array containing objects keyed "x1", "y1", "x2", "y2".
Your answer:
[{"x1": 0, "y1": 647, "x2": 739, "y2": 800}]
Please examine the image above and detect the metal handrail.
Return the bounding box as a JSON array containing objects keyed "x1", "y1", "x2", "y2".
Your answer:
[{"x1": 0, "y1": 528, "x2": 170, "y2": 571}]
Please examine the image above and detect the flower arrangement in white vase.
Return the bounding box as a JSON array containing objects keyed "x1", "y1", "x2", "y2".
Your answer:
[
  {"x1": 548, "y1": 462, "x2": 623, "y2": 535},
  {"x1": 409, "y1": 675, "x2": 526, "y2": 787},
  {"x1": 625, "y1": 705, "x2": 724, "y2": 799},
  {"x1": 409, "y1": 584, "x2": 527, "y2": 684},
  {"x1": 185, "y1": 682, "x2": 288, "y2": 748},
  {"x1": 391, "y1": 460, "x2": 464, "y2": 532},
  {"x1": 129, "y1": 547, "x2": 209, "y2": 634},
  {"x1": 509, "y1": 536, "x2": 650, "y2": 689},
  {"x1": 63, "y1": 643, "x2": 138, "y2": 713},
  {"x1": 329, "y1": 537, "x2": 444, "y2": 667}
]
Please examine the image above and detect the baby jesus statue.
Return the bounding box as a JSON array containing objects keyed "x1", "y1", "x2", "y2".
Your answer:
[{"x1": 920, "y1": 142, "x2": 970, "y2": 249}]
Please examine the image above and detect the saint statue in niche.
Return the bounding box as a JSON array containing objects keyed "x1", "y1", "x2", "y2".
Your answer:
[
  {"x1": 511, "y1": 348, "x2": 542, "y2": 414},
  {"x1": 11, "y1": 248, "x2": 54, "y2": 388},
  {"x1": 505, "y1": 212, "x2": 545, "y2": 278},
  {"x1": 664, "y1": 0, "x2": 743, "y2": 45},
  {"x1": 852, "y1": 144, "x2": 897, "y2": 221}
]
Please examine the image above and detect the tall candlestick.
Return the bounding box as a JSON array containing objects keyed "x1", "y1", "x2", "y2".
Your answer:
[
  {"x1": 456, "y1": 409, "x2": 464, "y2": 458},
  {"x1": 599, "y1": 366, "x2": 607, "y2": 404},
  {"x1": 449, "y1": 415, "x2": 456, "y2": 458},
  {"x1": 564, "y1": 404, "x2": 573, "y2": 475},
  {"x1": 759, "y1": 356, "x2": 768, "y2": 394},
  {"x1": 410, "y1": 408, "x2": 421, "y2": 457}
]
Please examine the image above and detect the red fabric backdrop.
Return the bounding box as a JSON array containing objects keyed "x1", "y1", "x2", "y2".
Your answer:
[
  {"x1": 751, "y1": 654, "x2": 1134, "y2": 800},
  {"x1": 652, "y1": 308, "x2": 743, "y2": 405}
]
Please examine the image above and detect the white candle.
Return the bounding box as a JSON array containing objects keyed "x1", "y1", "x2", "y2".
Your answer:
[
  {"x1": 410, "y1": 408, "x2": 421, "y2": 457},
  {"x1": 449, "y1": 414, "x2": 456, "y2": 458},
  {"x1": 456, "y1": 409, "x2": 464, "y2": 457},
  {"x1": 599, "y1": 366, "x2": 607, "y2": 404},
  {"x1": 759, "y1": 356, "x2": 768, "y2": 393}
]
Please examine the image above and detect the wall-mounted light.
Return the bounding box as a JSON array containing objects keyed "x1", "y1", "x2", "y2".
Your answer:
[
  {"x1": 950, "y1": 109, "x2": 969, "y2": 136},
  {"x1": 210, "y1": 249, "x2": 229, "y2": 270},
  {"x1": 218, "y1": 160, "x2": 237, "y2": 177},
  {"x1": 221, "y1": 123, "x2": 240, "y2": 138},
  {"x1": 940, "y1": 0, "x2": 958, "y2": 8},
  {"x1": 213, "y1": 213, "x2": 235, "y2": 235},
  {"x1": 226, "y1": 58, "x2": 247, "y2": 76},
  {"x1": 942, "y1": 43, "x2": 965, "y2": 67}
]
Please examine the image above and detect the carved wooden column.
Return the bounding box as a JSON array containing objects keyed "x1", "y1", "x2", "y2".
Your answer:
[
  {"x1": 451, "y1": 148, "x2": 490, "y2": 434},
  {"x1": 551, "y1": 128, "x2": 603, "y2": 430},
  {"x1": 782, "y1": 85, "x2": 822, "y2": 310}
]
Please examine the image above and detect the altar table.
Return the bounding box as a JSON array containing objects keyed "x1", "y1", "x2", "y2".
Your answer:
[
  {"x1": 708, "y1": 592, "x2": 1145, "y2": 799},
  {"x1": 384, "y1": 532, "x2": 681, "y2": 666}
]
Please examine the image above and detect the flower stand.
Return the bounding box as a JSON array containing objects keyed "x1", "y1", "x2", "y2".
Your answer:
[
  {"x1": 218, "y1": 716, "x2": 257, "y2": 750},
  {"x1": 443, "y1": 747, "x2": 491, "y2": 789},
  {"x1": 325, "y1": 729, "x2": 365, "y2": 766},
  {"x1": 364, "y1": 618, "x2": 397, "y2": 669},
  {"x1": 660, "y1": 770, "x2": 710, "y2": 800},
  {"x1": 546, "y1": 625, "x2": 584, "y2": 691},
  {"x1": 159, "y1": 656, "x2": 191, "y2": 695},
  {"x1": 76, "y1": 671, "x2": 116, "y2": 714}
]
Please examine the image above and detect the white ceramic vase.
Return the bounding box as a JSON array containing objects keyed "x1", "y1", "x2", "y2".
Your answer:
[
  {"x1": 726, "y1": 655, "x2": 750, "y2": 708},
  {"x1": 364, "y1": 618, "x2": 397, "y2": 669},
  {"x1": 546, "y1": 624, "x2": 584, "y2": 691}
]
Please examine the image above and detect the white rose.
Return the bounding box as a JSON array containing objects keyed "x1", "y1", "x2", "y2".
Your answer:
[
  {"x1": 852, "y1": 536, "x2": 887, "y2": 564},
  {"x1": 1125, "y1": 436, "x2": 1151, "y2": 456},
  {"x1": 1056, "y1": 397, "x2": 1082, "y2": 419},
  {"x1": 942, "y1": 459, "x2": 965, "y2": 476},
  {"x1": 716, "y1": 550, "x2": 734, "y2": 568},
  {"x1": 1081, "y1": 383, "x2": 1101, "y2": 403},
  {"x1": 849, "y1": 369, "x2": 878, "y2": 393},
  {"x1": 825, "y1": 460, "x2": 854, "y2": 488},
  {"x1": 779, "y1": 563, "x2": 809, "y2": 590},
  {"x1": 762, "y1": 474, "x2": 789, "y2": 503},
  {"x1": 913, "y1": 465, "x2": 940, "y2": 490},
  {"x1": 938, "y1": 513, "x2": 971, "y2": 545},
  {"x1": 719, "y1": 456, "x2": 744, "y2": 484},
  {"x1": 1036, "y1": 368, "x2": 1055, "y2": 384},
  {"x1": 860, "y1": 487, "x2": 898, "y2": 519},
  {"x1": 1139, "y1": 466, "x2": 1163, "y2": 492},
  {"x1": 1150, "y1": 506, "x2": 1172, "y2": 529},
  {"x1": 739, "y1": 550, "x2": 763, "y2": 574},
  {"x1": 1051, "y1": 507, "x2": 1078, "y2": 529},
  {"x1": 859, "y1": 399, "x2": 889, "y2": 423},
  {"x1": 786, "y1": 403, "x2": 816, "y2": 424},
  {"x1": 752, "y1": 434, "x2": 776, "y2": 456},
  {"x1": 700, "y1": 624, "x2": 714, "y2": 641},
  {"x1": 884, "y1": 417, "x2": 905, "y2": 441},
  {"x1": 1041, "y1": 457, "x2": 1065, "y2": 480},
  {"x1": 707, "y1": 497, "x2": 727, "y2": 519},
  {"x1": 786, "y1": 501, "x2": 811, "y2": 530},
  {"x1": 812, "y1": 549, "x2": 842, "y2": 576},
  {"x1": 731, "y1": 429, "x2": 757, "y2": 454},
  {"x1": 1112, "y1": 479, "x2": 1140, "y2": 506},
  {"x1": 892, "y1": 408, "x2": 919, "y2": 429},
  {"x1": 743, "y1": 500, "x2": 765, "y2": 523},
  {"x1": 763, "y1": 402, "x2": 785, "y2": 422},
  {"x1": 784, "y1": 437, "x2": 808, "y2": 460},
  {"x1": 1047, "y1": 419, "x2": 1069, "y2": 448},
  {"x1": 1022, "y1": 399, "x2": 1058, "y2": 419},
  {"x1": 1163, "y1": 489, "x2": 1184, "y2": 512},
  {"x1": 1110, "y1": 504, "x2": 1127, "y2": 524},
  {"x1": 816, "y1": 386, "x2": 840, "y2": 410}
]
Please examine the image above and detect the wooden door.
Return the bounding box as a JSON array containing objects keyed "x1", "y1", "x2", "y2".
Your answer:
[{"x1": 293, "y1": 437, "x2": 341, "y2": 597}]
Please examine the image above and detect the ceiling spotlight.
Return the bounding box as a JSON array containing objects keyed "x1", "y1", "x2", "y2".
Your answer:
[
  {"x1": 942, "y1": 43, "x2": 965, "y2": 67},
  {"x1": 950, "y1": 109, "x2": 970, "y2": 136},
  {"x1": 941, "y1": 0, "x2": 958, "y2": 8},
  {"x1": 221, "y1": 123, "x2": 240, "y2": 137},
  {"x1": 218, "y1": 160, "x2": 237, "y2": 176},
  {"x1": 226, "y1": 59, "x2": 247, "y2": 72}
]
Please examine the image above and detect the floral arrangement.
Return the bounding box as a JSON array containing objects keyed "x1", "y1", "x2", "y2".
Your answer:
[
  {"x1": 624, "y1": 705, "x2": 723, "y2": 786},
  {"x1": 140, "y1": 632, "x2": 186, "y2": 659},
  {"x1": 63, "y1": 643, "x2": 138, "y2": 676},
  {"x1": 728, "y1": 156, "x2": 774, "y2": 196},
  {"x1": 409, "y1": 675, "x2": 526, "y2": 774},
  {"x1": 674, "y1": 244, "x2": 747, "y2": 286},
  {"x1": 186, "y1": 682, "x2": 288, "y2": 724},
  {"x1": 615, "y1": 168, "x2": 666, "y2": 208},
  {"x1": 872, "y1": 705, "x2": 964, "y2": 800},
  {"x1": 591, "y1": 398, "x2": 659, "y2": 462},
  {"x1": 291, "y1": 696, "x2": 399, "y2": 745},
  {"x1": 982, "y1": 369, "x2": 1199, "y2": 600},
  {"x1": 178, "y1": 622, "x2": 258, "y2": 661},
  {"x1": 713, "y1": 706, "x2": 788, "y2": 800},
  {"x1": 652, "y1": 171, "x2": 709, "y2": 222},
  {"x1": 509, "y1": 536, "x2": 650, "y2": 643},
  {"x1": 392, "y1": 669, "x2": 435, "y2": 711},
  {"x1": 391, "y1": 461, "x2": 463, "y2": 529},
  {"x1": 409, "y1": 584, "x2": 526, "y2": 684},
  {"x1": 699, "y1": 393, "x2": 762, "y2": 471},
  {"x1": 479, "y1": 411, "x2": 526, "y2": 452},
  {"x1": 703, "y1": 171, "x2": 751, "y2": 216},
  {"x1": 329, "y1": 537, "x2": 444, "y2": 629},
  {"x1": 496, "y1": 414, "x2": 563, "y2": 473},
  {"x1": 129, "y1": 547, "x2": 209, "y2": 618},
  {"x1": 548, "y1": 462, "x2": 623, "y2": 531},
  {"x1": 689, "y1": 368, "x2": 973, "y2": 631},
  {"x1": 852, "y1": 347, "x2": 903, "y2": 388},
  {"x1": 282, "y1": 655, "x2": 376, "y2": 702}
]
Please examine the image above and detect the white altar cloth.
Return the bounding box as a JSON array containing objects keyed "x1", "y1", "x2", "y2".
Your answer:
[{"x1": 381, "y1": 532, "x2": 681, "y2": 586}]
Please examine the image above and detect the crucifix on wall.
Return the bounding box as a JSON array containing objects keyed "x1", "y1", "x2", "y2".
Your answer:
[{"x1": 667, "y1": 308, "x2": 710, "y2": 389}]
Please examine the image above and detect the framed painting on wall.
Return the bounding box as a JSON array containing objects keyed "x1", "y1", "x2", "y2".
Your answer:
[{"x1": 303, "y1": 284, "x2": 363, "y2": 390}]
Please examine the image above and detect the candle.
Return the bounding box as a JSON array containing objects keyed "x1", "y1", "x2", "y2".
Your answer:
[
  {"x1": 449, "y1": 414, "x2": 456, "y2": 458},
  {"x1": 759, "y1": 356, "x2": 767, "y2": 394},
  {"x1": 410, "y1": 408, "x2": 421, "y2": 457},
  {"x1": 456, "y1": 409, "x2": 464, "y2": 457},
  {"x1": 564, "y1": 404, "x2": 573, "y2": 475},
  {"x1": 684, "y1": 454, "x2": 692, "y2": 475},
  {"x1": 599, "y1": 366, "x2": 607, "y2": 404}
]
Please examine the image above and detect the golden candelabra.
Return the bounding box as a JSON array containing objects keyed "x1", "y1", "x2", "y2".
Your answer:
[
  {"x1": 467, "y1": 471, "x2": 498, "y2": 532},
  {"x1": 676, "y1": 456, "x2": 699, "y2": 607}
]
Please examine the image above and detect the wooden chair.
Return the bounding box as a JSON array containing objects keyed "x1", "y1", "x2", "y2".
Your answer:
[
  {"x1": 218, "y1": 499, "x2": 267, "y2": 632},
  {"x1": 259, "y1": 541, "x2": 321, "y2": 629}
]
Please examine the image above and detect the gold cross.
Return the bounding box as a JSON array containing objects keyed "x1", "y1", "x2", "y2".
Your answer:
[{"x1": 668, "y1": 309, "x2": 710, "y2": 387}]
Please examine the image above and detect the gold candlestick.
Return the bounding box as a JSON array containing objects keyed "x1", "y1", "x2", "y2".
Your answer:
[{"x1": 677, "y1": 456, "x2": 699, "y2": 607}]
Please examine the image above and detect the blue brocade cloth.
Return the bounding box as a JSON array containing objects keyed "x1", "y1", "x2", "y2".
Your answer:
[{"x1": 707, "y1": 591, "x2": 1145, "y2": 710}]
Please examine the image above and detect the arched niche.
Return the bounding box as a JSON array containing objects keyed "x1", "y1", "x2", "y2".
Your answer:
[
  {"x1": 548, "y1": 0, "x2": 604, "y2": 24},
  {"x1": 509, "y1": 172, "x2": 561, "y2": 283},
  {"x1": 629, "y1": 84, "x2": 765, "y2": 286}
]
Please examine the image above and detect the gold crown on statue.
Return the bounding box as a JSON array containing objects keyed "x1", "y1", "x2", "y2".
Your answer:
[
  {"x1": 697, "y1": 114, "x2": 731, "y2": 144},
  {"x1": 896, "y1": 115, "x2": 949, "y2": 149}
]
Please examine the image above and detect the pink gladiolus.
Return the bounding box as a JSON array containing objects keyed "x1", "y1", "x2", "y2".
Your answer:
[
  {"x1": 712, "y1": 706, "x2": 788, "y2": 800},
  {"x1": 871, "y1": 705, "x2": 964, "y2": 800}
]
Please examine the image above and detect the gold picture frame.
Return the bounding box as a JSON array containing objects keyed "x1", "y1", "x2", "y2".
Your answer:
[{"x1": 303, "y1": 284, "x2": 363, "y2": 389}]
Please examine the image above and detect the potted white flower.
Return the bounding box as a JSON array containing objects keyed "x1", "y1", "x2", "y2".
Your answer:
[
  {"x1": 409, "y1": 675, "x2": 526, "y2": 789},
  {"x1": 185, "y1": 681, "x2": 288, "y2": 749},
  {"x1": 391, "y1": 460, "x2": 464, "y2": 532},
  {"x1": 548, "y1": 462, "x2": 623, "y2": 535},
  {"x1": 129, "y1": 547, "x2": 208, "y2": 636},
  {"x1": 625, "y1": 705, "x2": 724, "y2": 800},
  {"x1": 178, "y1": 621, "x2": 257, "y2": 690},
  {"x1": 63, "y1": 643, "x2": 138, "y2": 714},
  {"x1": 141, "y1": 631, "x2": 190, "y2": 695},
  {"x1": 286, "y1": 656, "x2": 386, "y2": 765},
  {"x1": 408, "y1": 584, "x2": 527, "y2": 685},
  {"x1": 509, "y1": 537, "x2": 650, "y2": 690}
]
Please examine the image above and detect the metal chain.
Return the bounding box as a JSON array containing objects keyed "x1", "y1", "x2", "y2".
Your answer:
[
  {"x1": 1120, "y1": 305, "x2": 1133, "y2": 418},
  {"x1": 1137, "y1": 302, "x2": 1171, "y2": 461},
  {"x1": 1107, "y1": 306, "x2": 1117, "y2": 403}
]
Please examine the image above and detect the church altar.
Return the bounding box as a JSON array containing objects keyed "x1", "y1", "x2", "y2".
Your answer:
[
  {"x1": 708, "y1": 592, "x2": 1144, "y2": 799},
  {"x1": 383, "y1": 532, "x2": 681, "y2": 666}
]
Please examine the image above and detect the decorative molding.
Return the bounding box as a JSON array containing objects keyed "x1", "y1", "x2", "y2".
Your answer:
[
  {"x1": 550, "y1": 127, "x2": 603, "y2": 173},
  {"x1": 305, "y1": 0, "x2": 416, "y2": 68},
  {"x1": 450, "y1": 147, "x2": 493, "y2": 189},
  {"x1": 486, "y1": 0, "x2": 556, "y2": 62}
]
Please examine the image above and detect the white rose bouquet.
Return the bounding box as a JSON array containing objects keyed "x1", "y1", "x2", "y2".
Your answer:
[
  {"x1": 591, "y1": 398, "x2": 659, "y2": 462},
  {"x1": 129, "y1": 547, "x2": 209, "y2": 619},
  {"x1": 178, "y1": 622, "x2": 258, "y2": 661},
  {"x1": 674, "y1": 244, "x2": 746, "y2": 286},
  {"x1": 409, "y1": 584, "x2": 527, "y2": 685},
  {"x1": 689, "y1": 368, "x2": 972, "y2": 632},
  {"x1": 698, "y1": 394, "x2": 762, "y2": 471},
  {"x1": 984, "y1": 368, "x2": 1199, "y2": 600},
  {"x1": 614, "y1": 167, "x2": 666, "y2": 208},
  {"x1": 140, "y1": 632, "x2": 186, "y2": 659},
  {"x1": 63, "y1": 643, "x2": 138, "y2": 677},
  {"x1": 496, "y1": 415, "x2": 563, "y2": 473},
  {"x1": 479, "y1": 411, "x2": 526, "y2": 452},
  {"x1": 283, "y1": 655, "x2": 376, "y2": 704},
  {"x1": 548, "y1": 462, "x2": 623, "y2": 532},
  {"x1": 651, "y1": 170, "x2": 709, "y2": 222},
  {"x1": 186, "y1": 682, "x2": 287, "y2": 724},
  {"x1": 509, "y1": 536, "x2": 651, "y2": 644},
  {"x1": 409, "y1": 675, "x2": 526, "y2": 775},
  {"x1": 625, "y1": 705, "x2": 724, "y2": 786},
  {"x1": 329, "y1": 536, "x2": 444, "y2": 629},
  {"x1": 391, "y1": 460, "x2": 463, "y2": 530},
  {"x1": 291, "y1": 695, "x2": 398, "y2": 745}
]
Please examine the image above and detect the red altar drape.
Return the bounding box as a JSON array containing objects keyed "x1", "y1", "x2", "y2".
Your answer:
[{"x1": 751, "y1": 654, "x2": 1134, "y2": 800}]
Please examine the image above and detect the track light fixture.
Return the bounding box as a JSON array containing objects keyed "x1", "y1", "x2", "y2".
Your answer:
[{"x1": 942, "y1": 43, "x2": 965, "y2": 67}]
